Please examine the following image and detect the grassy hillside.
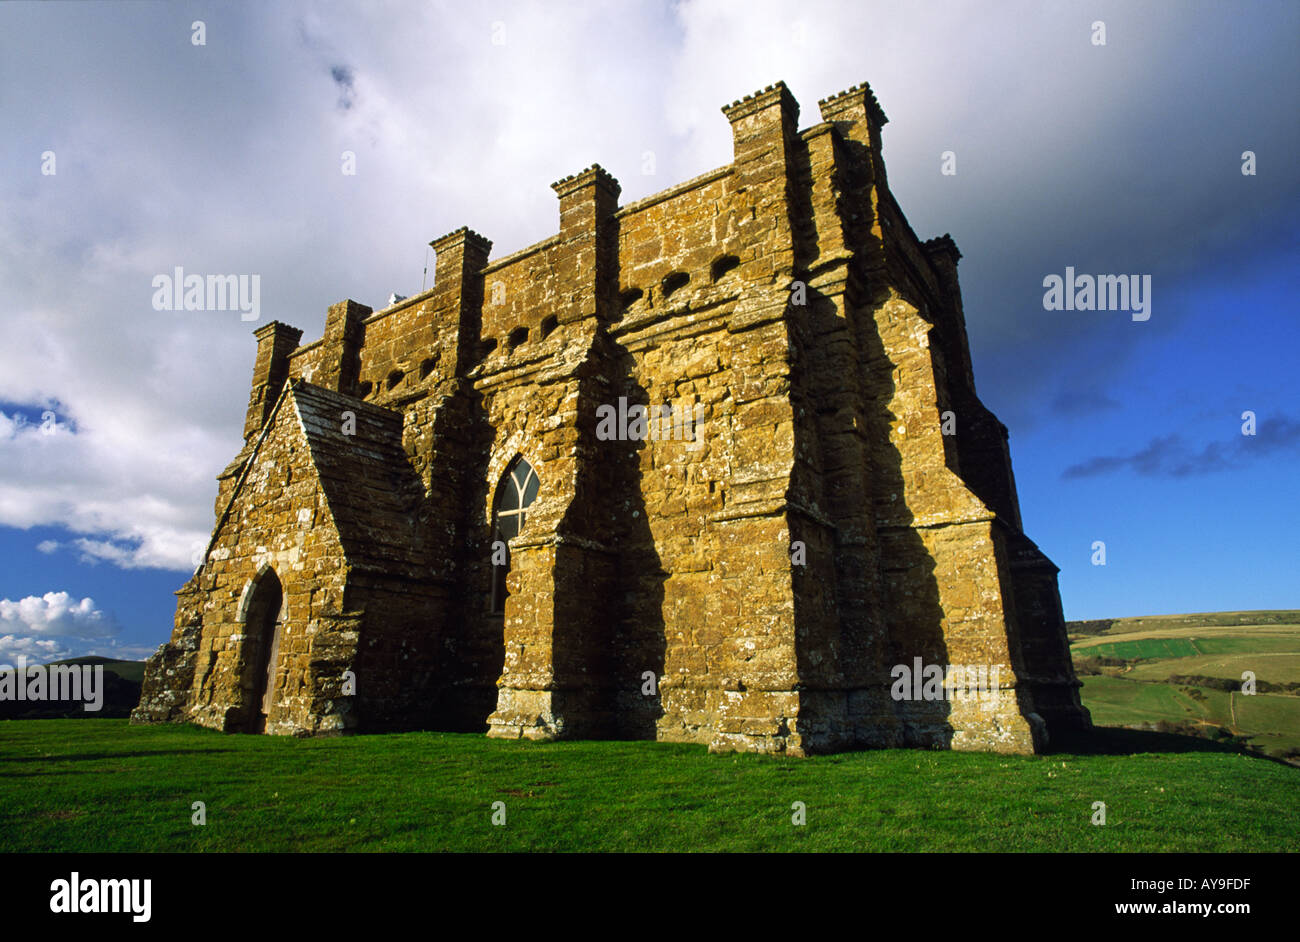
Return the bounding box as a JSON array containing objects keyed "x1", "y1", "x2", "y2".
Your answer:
[
  {"x1": 1069, "y1": 611, "x2": 1300, "y2": 760},
  {"x1": 0, "y1": 657, "x2": 144, "y2": 719},
  {"x1": 0, "y1": 720, "x2": 1295, "y2": 852},
  {"x1": 53, "y1": 656, "x2": 147, "y2": 685},
  {"x1": 1068, "y1": 610, "x2": 1300, "y2": 638}
]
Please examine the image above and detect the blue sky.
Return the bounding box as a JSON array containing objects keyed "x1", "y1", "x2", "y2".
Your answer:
[{"x1": 0, "y1": 0, "x2": 1296, "y2": 663}]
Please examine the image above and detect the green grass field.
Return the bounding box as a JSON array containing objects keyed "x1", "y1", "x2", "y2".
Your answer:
[
  {"x1": 1069, "y1": 610, "x2": 1300, "y2": 638},
  {"x1": 1, "y1": 719, "x2": 1296, "y2": 852},
  {"x1": 1071, "y1": 611, "x2": 1300, "y2": 760},
  {"x1": 1074, "y1": 634, "x2": 1298, "y2": 662}
]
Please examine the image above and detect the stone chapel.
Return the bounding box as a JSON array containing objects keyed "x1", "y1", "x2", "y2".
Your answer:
[{"x1": 132, "y1": 81, "x2": 1090, "y2": 755}]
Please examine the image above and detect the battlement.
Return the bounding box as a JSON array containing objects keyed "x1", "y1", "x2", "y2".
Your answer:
[
  {"x1": 818, "y1": 80, "x2": 889, "y2": 127},
  {"x1": 429, "y1": 226, "x2": 493, "y2": 257},
  {"x1": 550, "y1": 163, "x2": 621, "y2": 199},
  {"x1": 720, "y1": 81, "x2": 800, "y2": 124},
  {"x1": 260, "y1": 79, "x2": 973, "y2": 418},
  {"x1": 923, "y1": 233, "x2": 962, "y2": 263}
]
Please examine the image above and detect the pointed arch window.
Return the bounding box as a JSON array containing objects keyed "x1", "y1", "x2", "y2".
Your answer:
[{"x1": 491, "y1": 457, "x2": 539, "y2": 613}]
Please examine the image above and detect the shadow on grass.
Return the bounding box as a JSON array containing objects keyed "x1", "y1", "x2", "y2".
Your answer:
[
  {"x1": 1049, "y1": 725, "x2": 1298, "y2": 768},
  {"x1": 0, "y1": 749, "x2": 235, "y2": 764}
]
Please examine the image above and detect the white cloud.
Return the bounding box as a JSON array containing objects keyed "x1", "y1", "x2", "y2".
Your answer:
[
  {"x1": 0, "y1": 592, "x2": 135, "y2": 665},
  {"x1": 0, "y1": 592, "x2": 119, "y2": 639},
  {"x1": 0, "y1": 635, "x2": 69, "y2": 665},
  {"x1": 71, "y1": 536, "x2": 198, "y2": 571},
  {"x1": 0, "y1": 407, "x2": 216, "y2": 571},
  {"x1": 75, "y1": 641, "x2": 160, "y2": 662},
  {"x1": 0, "y1": 635, "x2": 155, "y2": 667}
]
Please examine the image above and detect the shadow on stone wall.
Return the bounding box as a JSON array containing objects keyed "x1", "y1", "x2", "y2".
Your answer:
[
  {"x1": 788, "y1": 282, "x2": 909, "y2": 751},
  {"x1": 608, "y1": 349, "x2": 667, "y2": 739},
  {"x1": 855, "y1": 284, "x2": 955, "y2": 748},
  {"x1": 428, "y1": 383, "x2": 502, "y2": 732}
]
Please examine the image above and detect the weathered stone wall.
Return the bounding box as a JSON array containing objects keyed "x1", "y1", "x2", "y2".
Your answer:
[
  {"x1": 607, "y1": 86, "x2": 811, "y2": 754},
  {"x1": 130, "y1": 580, "x2": 203, "y2": 724},
  {"x1": 1005, "y1": 530, "x2": 1091, "y2": 734},
  {"x1": 186, "y1": 394, "x2": 356, "y2": 735},
  {"x1": 294, "y1": 386, "x2": 443, "y2": 731},
  {"x1": 478, "y1": 168, "x2": 630, "y2": 741}
]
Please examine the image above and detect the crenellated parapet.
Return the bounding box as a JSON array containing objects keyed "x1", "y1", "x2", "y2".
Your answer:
[
  {"x1": 430, "y1": 227, "x2": 493, "y2": 375},
  {"x1": 818, "y1": 81, "x2": 891, "y2": 190},
  {"x1": 817, "y1": 81, "x2": 889, "y2": 129},
  {"x1": 316, "y1": 299, "x2": 371, "y2": 397},
  {"x1": 242, "y1": 321, "x2": 303, "y2": 441}
]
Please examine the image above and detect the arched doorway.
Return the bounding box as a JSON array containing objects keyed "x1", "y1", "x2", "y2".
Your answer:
[
  {"x1": 242, "y1": 568, "x2": 284, "y2": 733},
  {"x1": 491, "y1": 456, "x2": 539, "y2": 614}
]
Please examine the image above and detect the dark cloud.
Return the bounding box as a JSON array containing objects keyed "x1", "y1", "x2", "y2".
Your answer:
[
  {"x1": 1050, "y1": 388, "x2": 1121, "y2": 416},
  {"x1": 1063, "y1": 417, "x2": 1300, "y2": 479},
  {"x1": 1250, "y1": 415, "x2": 1300, "y2": 453},
  {"x1": 330, "y1": 64, "x2": 356, "y2": 110}
]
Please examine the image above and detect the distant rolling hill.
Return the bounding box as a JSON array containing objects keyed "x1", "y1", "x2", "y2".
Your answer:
[
  {"x1": 0, "y1": 656, "x2": 145, "y2": 719},
  {"x1": 1067, "y1": 610, "x2": 1300, "y2": 762},
  {"x1": 44, "y1": 655, "x2": 146, "y2": 685},
  {"x1": 1067, "y1": 609, "x2": 1300, "y2": 638}
]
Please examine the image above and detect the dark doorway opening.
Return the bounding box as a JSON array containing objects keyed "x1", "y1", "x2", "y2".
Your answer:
[{"x1": 244, "y1": 568, "x2": 284, "y2": 733}]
